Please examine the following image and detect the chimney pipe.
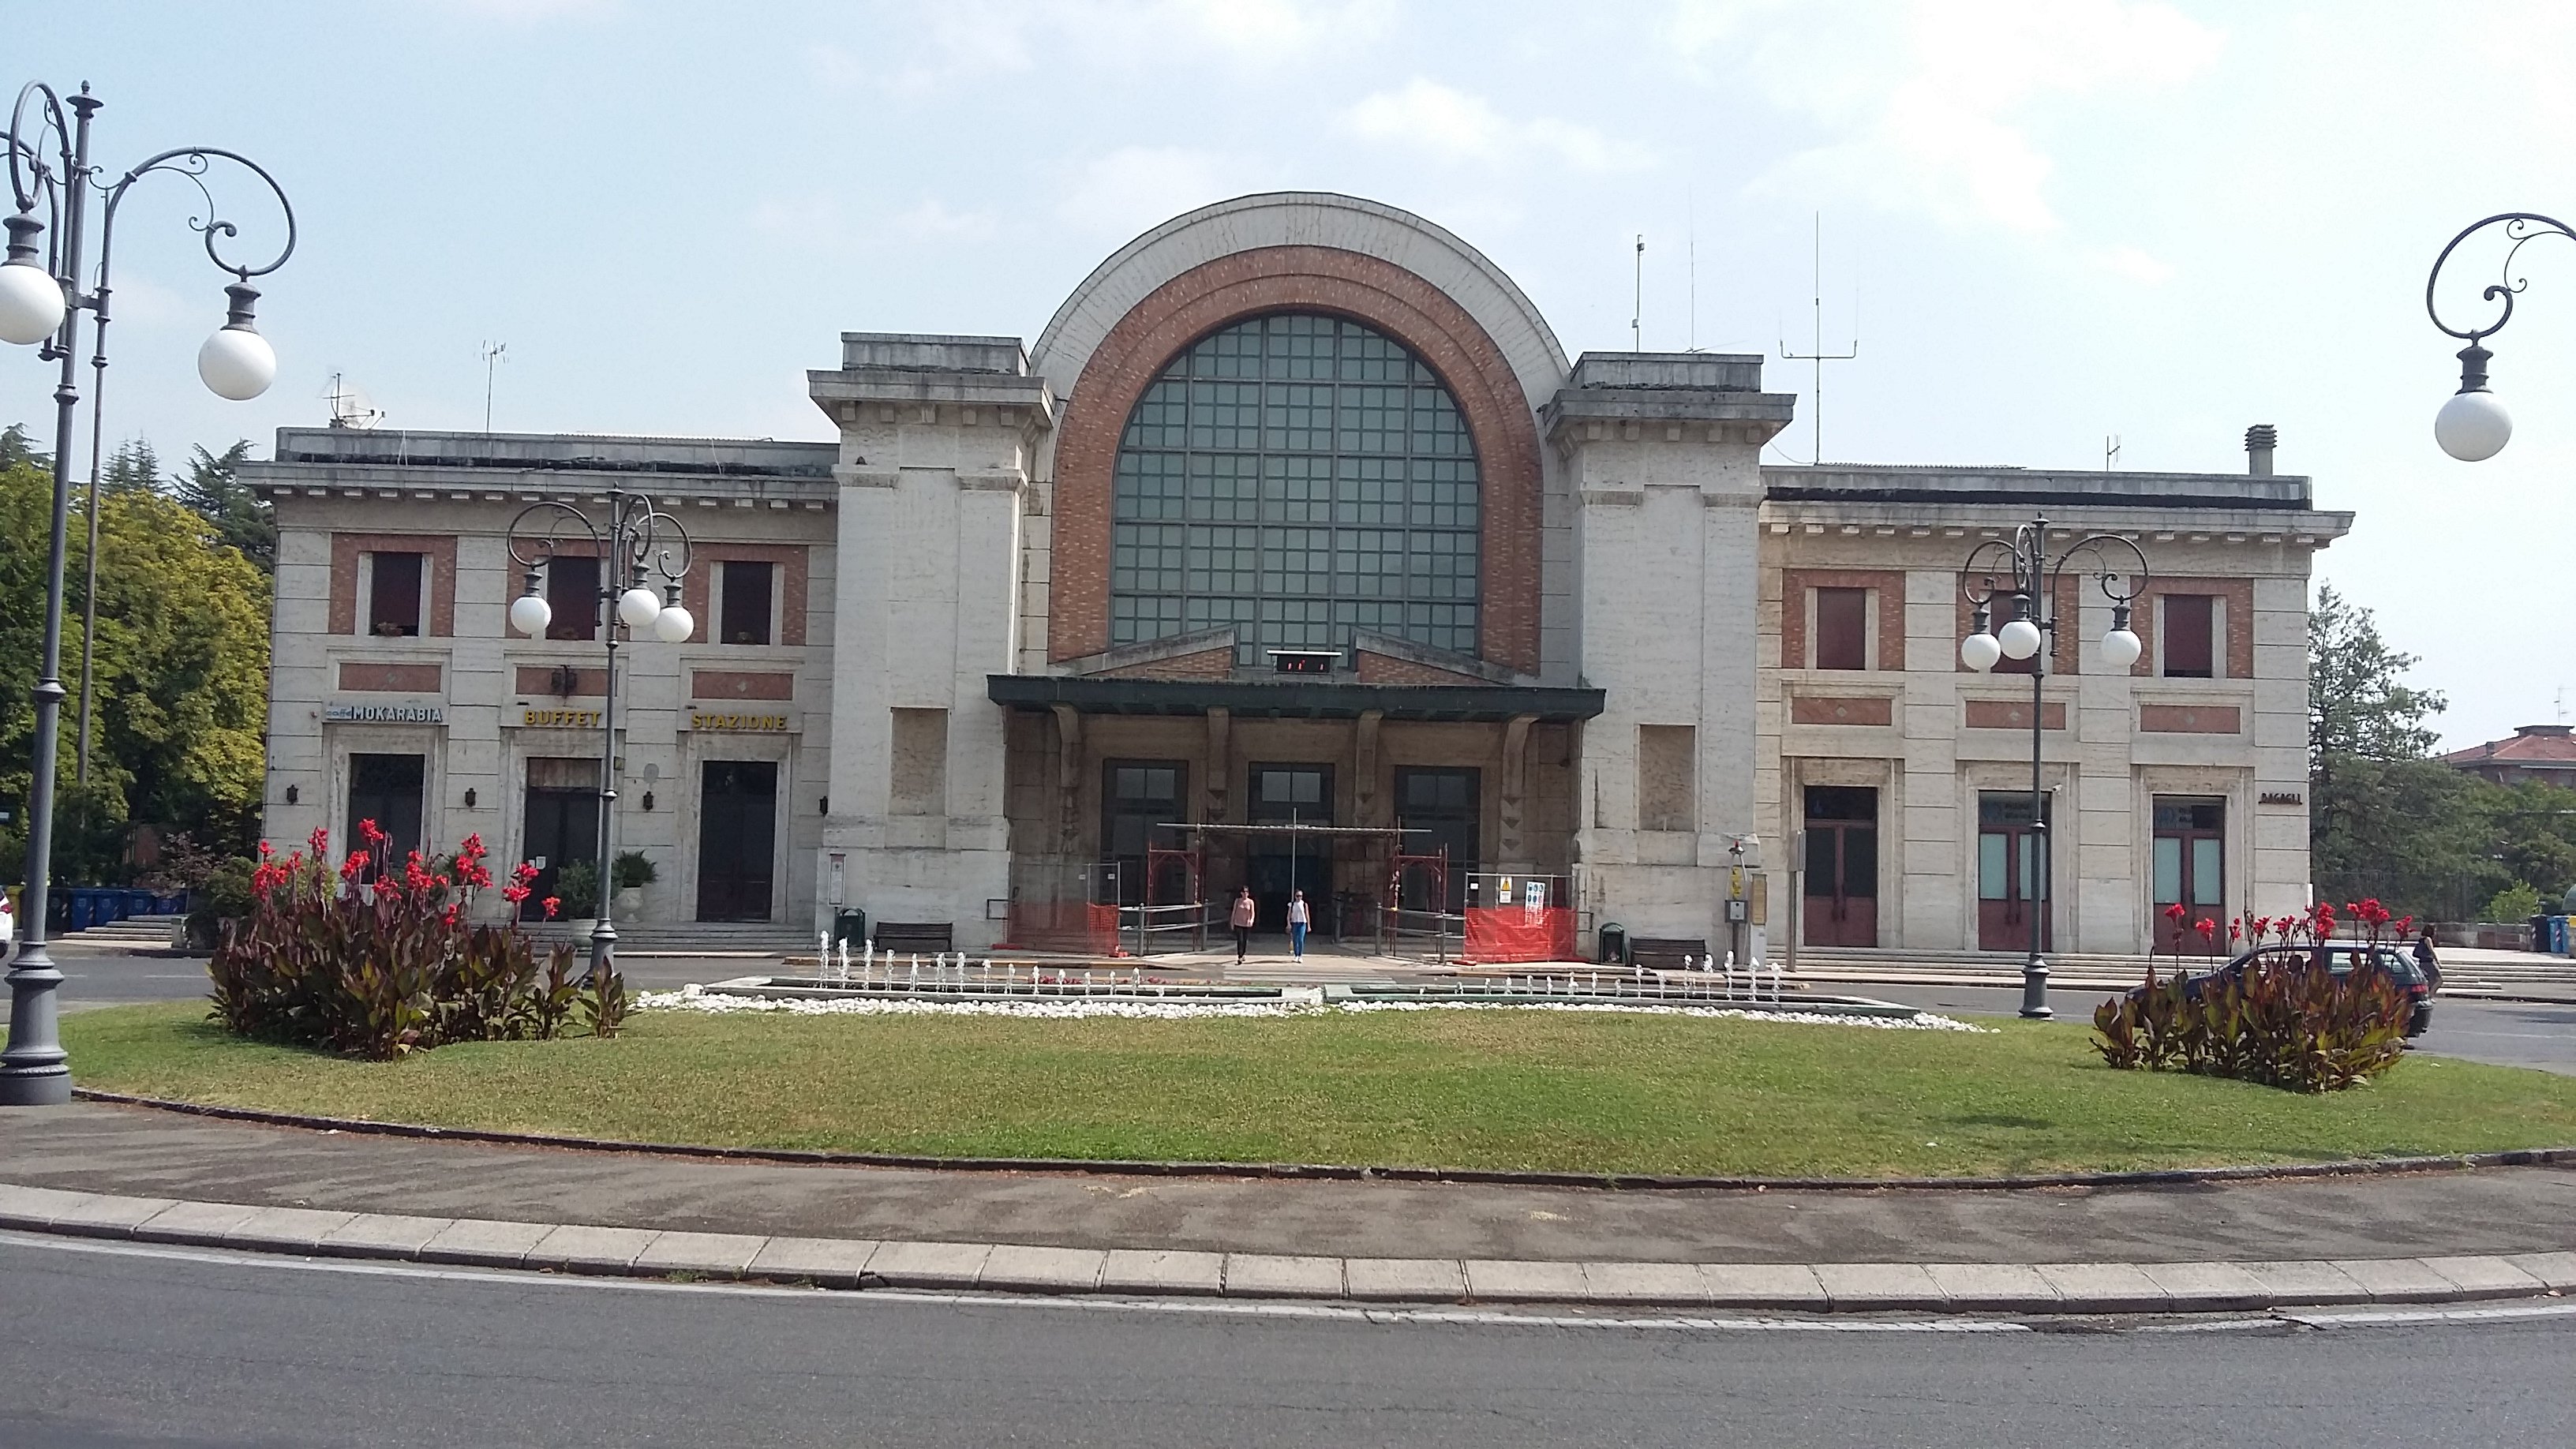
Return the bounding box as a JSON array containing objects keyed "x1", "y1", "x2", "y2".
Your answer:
[{"x1": 2245, "y1": 424, "x2": 2277, "y2": 477}]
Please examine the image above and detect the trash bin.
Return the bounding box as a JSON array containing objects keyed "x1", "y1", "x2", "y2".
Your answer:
[
  {"x1": 833, "y1": 908, "x2": 868, "y2": 946},
  {"x1": 1598, "y1": 923, "x2": 1627, "y2": 966}
]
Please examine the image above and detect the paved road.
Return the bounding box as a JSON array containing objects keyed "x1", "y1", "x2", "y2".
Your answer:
[
  {"x1": 1865, "y1": 983, "x2": 2576, "y2": 1075},
  {"x1": 2, "y1": 1234, "x2": 2570, "y2": 1448},
  {"x1": 0, "y1": 943, "x2": 754, "y2": 1020}
]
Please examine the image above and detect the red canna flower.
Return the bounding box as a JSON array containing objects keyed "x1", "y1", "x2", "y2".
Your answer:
[
  {"x1": 541, "y1": 897, "x2": 561, "y2": 919},
  {"x1": 308, "y1": 826, "x2": 330, "y2": 857},
  {"x1": 339, "y1": 850, "x2": 370, "y2": 884},
  {"x1": 501, "y1": 884, "x2": 530, "y2": 906}
]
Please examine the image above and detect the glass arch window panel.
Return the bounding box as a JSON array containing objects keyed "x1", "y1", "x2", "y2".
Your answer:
[{"x1": 1111, "y1": 313, "x2": 1482, "y2": 665}]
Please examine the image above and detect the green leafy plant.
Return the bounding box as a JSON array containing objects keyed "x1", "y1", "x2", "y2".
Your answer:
[
  {"x1": 2093, "y1": 900, "x2": 2413, "y2": 1092},
  {"x1": 207, "y1": 825, "x2": 620, "y2": 1059},
  {"x1": 554, "y1": 859, "x2": 601, "y2": 919},
  {"x1": 2484, "y1": 882, "x2": 2544, "y2": 923},
  {"x1": 611, "y1": 850, "x2": 657, "y2": 892}
]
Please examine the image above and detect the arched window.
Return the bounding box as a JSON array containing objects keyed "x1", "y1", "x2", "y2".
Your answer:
[{"x1": 1110, "y1": 313, "x2": 1480, "y2": 667}]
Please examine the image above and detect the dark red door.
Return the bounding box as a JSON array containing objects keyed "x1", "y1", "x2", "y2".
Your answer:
[
  {"x1": 1803, "y1": 787, "x2": 1878, "y2": 948},
  {"x1": 1976, "y1": 792, "x2": 2051, "y2": 952}
]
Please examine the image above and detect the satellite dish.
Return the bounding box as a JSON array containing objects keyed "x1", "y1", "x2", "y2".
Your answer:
[{"x1": 324, "y1": 373, "x2": 385, "y2": 430}]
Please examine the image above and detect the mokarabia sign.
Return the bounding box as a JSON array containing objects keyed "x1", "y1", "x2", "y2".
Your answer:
[
  {"x1": 687, "y1": 711, "x2": 791, "y2": 732},
  {"x1": 324, "y1": 703, "x2": 444, "y2": 724},
  {"x1": 522, "y1": 708, "x2": 604, "y2": 728}
]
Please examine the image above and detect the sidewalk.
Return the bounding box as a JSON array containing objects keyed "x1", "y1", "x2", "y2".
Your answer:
[{"x1": 5, "y1": 1100, "x2": 2574, "y2": 1314}]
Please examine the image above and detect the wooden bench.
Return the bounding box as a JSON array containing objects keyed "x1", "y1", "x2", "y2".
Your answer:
[
  {"x1": 871, "y1": 920, "x2": 954, "y2": 956},
  {"x1": 1627, "y1": 936, "x2": 1709, "y2": 972}
]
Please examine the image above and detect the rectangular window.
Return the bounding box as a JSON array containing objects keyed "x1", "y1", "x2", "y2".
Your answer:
[
  {"x1": 545, "y1": 555, "x2": 599, "y2": 642},
  {"x1": 346, "y1": 753, "x2": 425, "y2": 879},
  {"x1": 2163, "y1": 594, "x2": 2216, "y2": 678},
  {"x1": 1814, "y1": 587, "x2": 1869, "y2": 670},
  {"x1": 2151, "y1": 796, "x2": 2226, "y2": 928},
  {"x1": 1102, "y1": 762, "x2": 1188, "y2": 904},
  {"x1": 720, "y1": 560, "x2": 774, "y2": 646},
  {"x1": 1637, "y1": 724, "x2": 1696, "y2": 832},
  {"x1": 366, "y1": 552, "x2": 425, "y2": 638},
  {"x1": 888, "y1": 708, "x2": 948, "y2": 817}
]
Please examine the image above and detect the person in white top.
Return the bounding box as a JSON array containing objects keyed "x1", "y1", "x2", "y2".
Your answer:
[{"x1": 1286, "y1": 889, "x2": 1311, "y2": 959}]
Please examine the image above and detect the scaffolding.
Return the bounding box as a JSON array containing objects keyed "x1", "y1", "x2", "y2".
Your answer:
[{"x1": 1381, "y1": 846, "x2": 1458, "y2": 962}]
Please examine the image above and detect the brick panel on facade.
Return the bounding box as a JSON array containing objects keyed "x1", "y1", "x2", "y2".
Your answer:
[
  {"x1": 336, "y1": 661, "x2": 444, "y2": 694},
  {"x1": 2131, "y1": 577, "x2": 2256, "y2": 680},
  {"x1": 511, "y1": 665, "x2": 608, "y2": 697},
  {"x1": 1354, "y1": 650, "x2": 1496, "y2": 686},
  {"x1": 2140, "y1": 703, "x2": 2241, "y2": 733},
  {"x1": 1047, "y1": 245, "x2": 1544, "y2": 676},
  {"x1": 1963, "y1": 698, "x2": 2067, "y2": 730},
  {"x1": 1095, "y1": 648, "x2": 1234, "y2": 681},
  {"x1": 691, "y1": 669, "x2": 796, "y2": 700},
  {"x1": 683, "y1": 543, "x2": 811, "y2": 646},
  {"x1": 1788, "y1": 695, "x2": 1895, "y2": 726}
]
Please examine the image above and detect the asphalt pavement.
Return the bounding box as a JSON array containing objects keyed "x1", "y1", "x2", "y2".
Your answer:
[{"x1": 3, "y1": 1233, "x2": 2570, "y2": 1448}]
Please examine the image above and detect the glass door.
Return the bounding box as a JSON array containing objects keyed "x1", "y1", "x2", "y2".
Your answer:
[
  {"x1": 2151, "y1": 797, "x2": 2226, "y2": 950},
  {"x1": 1802, "y1": 786, "x2": 1879, "y2": 948},
  {"x1": 1977, "y1": 792, "x2": 2052, "y2": 952}
]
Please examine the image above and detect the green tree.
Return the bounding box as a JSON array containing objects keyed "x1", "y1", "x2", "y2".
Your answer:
[
  {"x1": 0, "y1": 447, "x2": 271, "y2": 882},
  {"x1": 99, "y1": 436, "x2": 163, "y2": 496},
  {"x1": 2308, "y1": 582, "x2": 2486, "y2": 917},
  {"x1": 175, "y1": 440, "x2": 274, "y2": 574}
]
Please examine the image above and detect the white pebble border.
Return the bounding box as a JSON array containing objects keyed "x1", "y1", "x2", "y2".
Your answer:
[{"x1": 632, "y1": 987, "x2": 1986, "y2": 1032}]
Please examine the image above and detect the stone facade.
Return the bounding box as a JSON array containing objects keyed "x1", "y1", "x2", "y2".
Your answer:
[{"x1": 247, "y1": 193, "x2": 2352, "y2": 957}]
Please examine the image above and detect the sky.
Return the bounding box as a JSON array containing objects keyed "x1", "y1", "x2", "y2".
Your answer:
[{"x1": 9, "y1": 0, "x2": 2576, "y2": 750}]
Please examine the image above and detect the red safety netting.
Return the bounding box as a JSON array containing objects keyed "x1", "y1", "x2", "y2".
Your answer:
[
  {"x1": 1462, "y1": 906, "x2": 1578, "y2": 964},
  {"x1": 998, "y1": 901, "x2": 1124, "y2": 956}
]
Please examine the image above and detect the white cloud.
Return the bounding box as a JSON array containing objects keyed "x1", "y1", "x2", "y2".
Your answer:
[
  {"x1": 2095, "y1": 244, "x2": 2176, "y2": 285},
  {"x1": 813, "y1": 1, "x2": 1387, "y2": 96},
  {"x1": 1341, "y1": 78, "x2": 1646, "y2": 172},
  {"x1": 1056, "y1": 146, "x2": 1237, "y2": 236},
  {"x1": 1687, "y1": 0, "x2": 2224, "y2": 234},
  {"x1": 893, "y1": 199, "x2": 998, "y2": 243}
]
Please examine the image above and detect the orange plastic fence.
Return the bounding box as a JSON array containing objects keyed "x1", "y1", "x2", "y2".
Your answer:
[{"x1": 1462, "y1": 905, "x2": 1577, "y2": 964}]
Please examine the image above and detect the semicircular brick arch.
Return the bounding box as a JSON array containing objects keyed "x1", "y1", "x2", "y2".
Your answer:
[{"x1": 1050, "y1": 245, "x2": 1544, "y2": 675}]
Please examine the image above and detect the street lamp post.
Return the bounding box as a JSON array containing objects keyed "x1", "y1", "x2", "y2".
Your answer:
[
  {"x1": 2424, "y1": 212, "x2": 2576, "y2": 462},
  {"x1": 0, "y1": 80, "x2": 294, "y2": 1106},
  {"x1": 504, "y1": 495, "x2": 693, "y2": 983},
  {"x1": 1959, "y1": 519, "x2": 2149, "y2": 1019}
]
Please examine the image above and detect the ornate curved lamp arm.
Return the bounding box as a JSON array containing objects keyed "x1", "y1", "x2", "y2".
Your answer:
[
  {"x1": 1958, "y1": 537, "x2": 2027, "y2": 608},
  {"x1": 2427, "y1": 212, "x2": 2576, "y2": 349},
  {"x1": 614, "y1": 495, "x2": 694, "y2": 587},
  {"x1": 2048, "y1": 532, "x2": 2151, "y2": 607},
  {"x1": 505, "y1": 500, "x2": 607, "y2": 572},
  {"x1": 6, "y1": 81, "x2": 72, "y2": 219},
  {"x1": 93, "y1": 146, "x2": 298, "y2": 298}
]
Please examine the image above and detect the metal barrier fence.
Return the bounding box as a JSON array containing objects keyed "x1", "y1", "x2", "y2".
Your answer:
[{"x1": 1120, "y1": 900, "x2": 1216, "y2": 957}]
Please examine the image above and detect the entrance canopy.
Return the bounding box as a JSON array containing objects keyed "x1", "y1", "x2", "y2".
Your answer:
[{"x1": 987, "y1": 674, "x2": 1604, "y2": 723}]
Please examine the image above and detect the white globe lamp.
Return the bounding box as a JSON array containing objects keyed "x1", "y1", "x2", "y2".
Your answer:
[
  {"x1": 509, "y1": 590, "x2": 553, "y2": 637},
  {"x1": 616, "y1": 585, "x2": 662, "y2": 631},
  {"x1": 653, "y1": 602, "x2": 695, "y2": 643},
  {"x1": 196, "y1": 283, "x2": 276, "y2": 401},
  {"x1": 2101, "y1": 627, "x2": 2144, "y2": 670},
  {"x1": 2435, "y1": 388, "x2": 2511, "y2": 462},
  {"x1": 1998, "y1": 617, "x2": 2043, "y2": 661},
  {"x1": 0, "y1": 234, "x2": 65, "y2": 346},
  {"x1": 1960, "y1": 631, "x2": 2002, "y2": 673}
]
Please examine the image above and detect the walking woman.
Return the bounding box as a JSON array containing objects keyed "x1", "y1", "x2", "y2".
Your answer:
[
  {"x1": 1230, "y1": 886, "x2": 1256, "y2": 963},
  {"x1": 1287, "y1": 889, "x2": 1311, "y2": 959}
]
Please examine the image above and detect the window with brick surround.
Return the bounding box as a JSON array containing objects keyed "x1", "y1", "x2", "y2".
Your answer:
[
  {"x1": 2163, "y1": 594, "x2": 2216, "y2": 678},
  {"x1": 1111, "y1": 312, "x2": 1481, "y2": 667},
  {"x1": 545, "y1": 555, "x2": 599, "y2": 642},
  {"x1": 1814, "y1": 586, "x2": 1868, "y2": 670},
  {"x1": 365, "y1": 552, "x2": 424, "y2": 637},
  {"x1": 721, "y1": 560, "x2": 775, "y2": 646}
]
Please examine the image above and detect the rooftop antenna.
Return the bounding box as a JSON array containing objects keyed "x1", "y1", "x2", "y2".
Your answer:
[
  {"x1": 2558, "y1": 686, "x2": 2566, "y2": 724},
  {"x1": 1631, "y1": 234, "x2": 1645, "y2": 352},
  {"x1": 323, "y1": 373, "x2": 384, "y2": 430},
  {"x1": 1777, "y1": 212, "x2": 1859, "y2": 464},
  {"x1": 1687, "y1": 191, "x2": 1698, "y2": 352},
  {"x1": 480, "y1": 341, "x2": 508, "y2": 433},
  {"x1": 2105, "y1": 434, "x2": 2122, "y2": 470}
]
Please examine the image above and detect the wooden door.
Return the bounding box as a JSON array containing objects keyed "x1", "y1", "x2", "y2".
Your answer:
[
  {"x1": 1802, "y1": 787, "x2": 1879, "y2": 948},
  {"x1": 1976, "y1": 792, "x2": 2052, "y2": 952}
]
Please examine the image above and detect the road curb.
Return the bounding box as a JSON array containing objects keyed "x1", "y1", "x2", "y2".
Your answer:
[
  {"x1": 67, "y1": 1090, "x2": 2576, "y2": 1193},
  {"x1": 4, "y1": 1181, "x2": 2571, "y2": 1316}
]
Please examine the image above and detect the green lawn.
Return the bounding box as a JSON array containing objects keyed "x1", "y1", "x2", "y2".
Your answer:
[{"x1": 58, "y1": 1002, "x2": 2576, "y2": 1179}]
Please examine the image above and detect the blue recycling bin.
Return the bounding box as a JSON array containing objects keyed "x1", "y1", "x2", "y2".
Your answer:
[
  {"x1": 62, "y1": 889, "x2": 95, "y2": 932},
  {"x1": 126, "y1": 889, "x2": 155, "y2": 918},
  {"x1": 2550, "y1": 915, "x2": 2572, "y2": 956}
]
